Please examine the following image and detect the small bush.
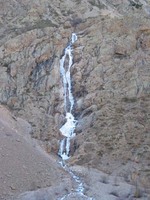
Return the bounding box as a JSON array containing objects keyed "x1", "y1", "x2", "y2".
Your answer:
[
  {"x1": 122, "y1": 97, "x2": 137, "y2": 103},
  {"x1": 134, "y1": 182, "x2": 143, "y2": 198},
  {"x1": 100, "y1": 175, "x2": 109, "y2": 184},
  {"x1": 110, "y1": 191, "x2": 119, "y2": 197},
  {"x1": 129, "y1": 0, "x2": 143, "y2": 9}
]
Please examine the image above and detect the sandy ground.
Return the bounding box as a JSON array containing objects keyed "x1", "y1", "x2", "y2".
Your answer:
[{"x1": 0, "y1": 105, "x2": 71, "y2": 200}]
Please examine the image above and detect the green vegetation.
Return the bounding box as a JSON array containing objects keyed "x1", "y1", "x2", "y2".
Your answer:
[
  {"x1": 26, "y1": 20, "x2": 58, "y2": 31},
  {"x1": 134, "y1": 182, "x2": 143, "y2": 198},
  {"x1": 100, "y1": 175, "x2": 109, "y2": 184},
  {"x1": 129, "y1": 0, "x2": 143, "y2": 9},
  {"x1": 75, "y1": 0, "x2": 82, "y2": 4},
  {"x1": 33, "y1": 20, "x2": 57, "y2": 29},
  {"x1": 122, "y1": 97, "x2": 138, "y2": 103},
  {"x1": 88, "y1": 0, "x2": 106, "y2": 9},
  {"x1": 110, "y1": 191, "x2": 119, "y2": 197}
]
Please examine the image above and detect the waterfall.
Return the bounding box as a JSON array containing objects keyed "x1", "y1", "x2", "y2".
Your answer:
[
  {"x1": 58, "y1": 33, "x2": 77, "y2": 160},
  {"x1": 58, "y1": 33, "x2": 94, "y2": 200}
]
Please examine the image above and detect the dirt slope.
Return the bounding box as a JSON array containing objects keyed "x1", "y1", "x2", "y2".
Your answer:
[{"x1": 0, "y1": 105, "x2": 69, "y2": 200}]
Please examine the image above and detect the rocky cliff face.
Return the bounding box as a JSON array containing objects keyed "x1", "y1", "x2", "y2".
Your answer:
[{"x1": 0, "y1": 0, "x2": 150, "y2": 189}]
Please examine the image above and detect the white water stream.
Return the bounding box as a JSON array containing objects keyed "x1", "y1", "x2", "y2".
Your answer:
[
  {"x1": 58, "y1": 33, "x2": 77, "y2": 160},
  {"x1": 58, "y1": 33, "x2": 93, "y2": 200}
]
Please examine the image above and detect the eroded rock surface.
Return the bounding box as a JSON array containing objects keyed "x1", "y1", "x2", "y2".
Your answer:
[{"x1": 0, "y1": 0, "x2": 150, "y2": 195}]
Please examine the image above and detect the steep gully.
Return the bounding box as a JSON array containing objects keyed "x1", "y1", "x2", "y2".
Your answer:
[{"x1": 57, "y1": 33, "x2": 93, "y2": 200}]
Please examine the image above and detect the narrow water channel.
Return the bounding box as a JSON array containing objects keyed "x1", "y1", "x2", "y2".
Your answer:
[{"x1": 58, "y1": 33, "x2": 94, "y2": 200}]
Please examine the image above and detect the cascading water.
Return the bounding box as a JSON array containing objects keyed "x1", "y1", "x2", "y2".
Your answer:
[
  {"x1": 58, "y1": 33, "x2": 94, "y2": 200},
  {"x1": 58, "y1": 33, "x2": 77, "y2": 160}
]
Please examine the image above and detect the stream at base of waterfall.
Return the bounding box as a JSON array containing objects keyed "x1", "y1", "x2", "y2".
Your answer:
[{"x1": 58, "y1": 33, "x2": 94, "y2": 200}]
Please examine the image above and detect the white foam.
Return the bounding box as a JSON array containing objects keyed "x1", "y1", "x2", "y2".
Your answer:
[
  {"x1": 60, "y1": 113, "x2": 76, "y2": 138},
  {"x1": 59, "y1": 33, "x2": 78, "y2": 159},
  {"x1": 58, "y1": 33, "x2": 94, "y2": 200},
  {"x1": 72, "y1": 33, "x2": 78, "y2": 43}
]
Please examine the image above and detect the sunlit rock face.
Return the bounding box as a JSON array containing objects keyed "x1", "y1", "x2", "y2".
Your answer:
[{"x1": 0, "y1": 0, "x2": 150, "y2": 186}]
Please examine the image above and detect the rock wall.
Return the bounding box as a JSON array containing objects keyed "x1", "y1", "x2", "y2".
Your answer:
[{"x1": 0, "y1": 0, "x2": 150, "y2": 187}]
